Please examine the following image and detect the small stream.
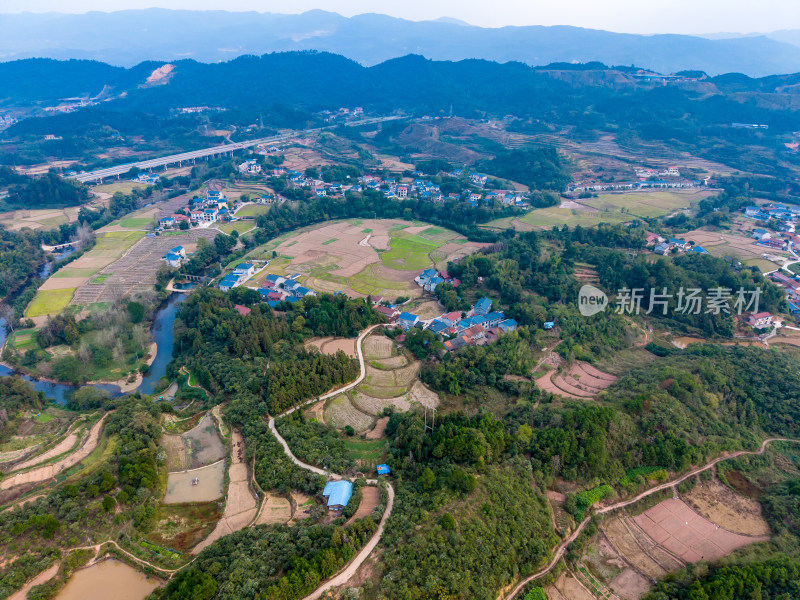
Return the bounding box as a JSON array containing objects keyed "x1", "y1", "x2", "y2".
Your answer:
[{"x1": 0, "y1": 292, "x2": 186, "y2": 404}]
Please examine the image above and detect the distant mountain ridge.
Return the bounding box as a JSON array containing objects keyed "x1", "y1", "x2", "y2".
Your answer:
[{"x1": 1, "y1": 9, "x2": 799, "y2": 76}]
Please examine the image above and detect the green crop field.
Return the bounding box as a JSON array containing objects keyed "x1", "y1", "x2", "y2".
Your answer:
[
  {"x1": 381, "y1": 232, "x2": 444, "y2": 270},
  {"x1": 235, "y1": 204, "x2": 271, "y2": 217},
  {"x1": 25, "y1": 288, "x2": 75, "y2": 317},
  {"x1": 344, "y1": 438, "x2": 386, "y2": 462},
  {"x1": 118, "y1": 216, "x2": 154, "y2": 228},
  {"x1": 217, "y1": 221, "x2": 254, "y2": 236}
]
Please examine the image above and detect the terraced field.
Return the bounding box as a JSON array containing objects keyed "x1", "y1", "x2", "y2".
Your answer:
[{"x1": 536, "y1": 361, "x2": 617, "y2": 400}]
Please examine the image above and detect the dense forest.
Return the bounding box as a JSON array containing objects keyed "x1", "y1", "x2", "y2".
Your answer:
[
  {"x1": 0, "y1": 227, "x2": 45, "y2": 303},
  {"x1": 2, "y1": 171, "x2": 88, "y2": 210},
  {"x1": 0, "y1": 376, "x2": 43, "y2": 443}
]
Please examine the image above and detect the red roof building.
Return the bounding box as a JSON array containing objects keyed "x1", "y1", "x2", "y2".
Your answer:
[{"x1": 234, "y1": 304, "x2": 251, "y2": 316}]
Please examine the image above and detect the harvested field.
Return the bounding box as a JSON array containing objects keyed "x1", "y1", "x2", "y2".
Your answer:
[
  {"x1": 304, "y1": 399, "x2": 326, "y2": 424},
  {"x1": 546, "y1": 572, "x2": 594, "y2": 600},
  {"x1": 373, "y1": 355, "x2": 408, "y2": 369},
  {"x1": 192, "y1": 431, "x2": 257, "y2": 553},
  {"x1": 325, "y1": 395, "x2": 374, "y2": 432},
  {"x1": 407, "y1": 380, "x2": 440, "y2": 409},
  {"x1": 163, "y1": 461, "x2": 225, "y2": 504},
  {"x1": 537, "y1": 361, "x2": 617, "y2": 399},
  {"x1": 353, "y1": 392, "x2": 410, "y2": 415},
  {"x1": 633, "y1": 498, "x2": 768, "y2": 563},
  {"x1": 254, "y1": 495, "x2": 292, "y2": 525},
  {"x1": 346, "y1": 486, "x2": 380, "y2": 524},
  {"x1": 365, "y1": 417, "x2": 389, "y2": 439},
  {"x1": 68, "y1": 229, "x2": 217, "y2": 306},
  {"x1": 603, "y1": 517, "x2": 670, "y2": 579},
  {"x1": 246, "y1": 219, "x2": 482, "y2": 298},
  {"x1": 0, "y1": 415, "x2": 107, "y2": 491},
  {"x1": 161, "y1": 433, "x2": 188, "y2": 473},
  {"x1": 364, "y1": 335, "x2": 394, "y2": 360},
  {"x1": 304, "y1": 336, "x2": 357, "y2": 358},
  {"x1": 288, "y1": 491, "x2": 315, "y2": 525},
  {"x1": 683, "y1": 479, "x2": 770, "y2": 536},
  {"x1": 413, "y1": 300, "x2": 445, "y2": 319},
  {"x1": 609, "y1": 568, "x2": 651, "y2": 600}
]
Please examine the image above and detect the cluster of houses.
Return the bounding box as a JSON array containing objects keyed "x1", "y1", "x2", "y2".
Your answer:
[
  {"x1": 255, "y1": 273, "x2": 318, "y2": 307},
  {"x1": 378, "y1": 294, "x2": 518, "y2": 352},
  {"x1": 237, "y1": 159, "x2": 262, "y2": 175},
  {"x1": 634, "y1": 166, "x2": 681, "y2": 178},
  {"x1": 569, "y1": 179, "x2": 702, "y2": 194},
  {"x1": 158, "y1": 189, "x2": 230, "y2": 230},
  {"x1": 414, "y1": 268, "x2": 460, "y2": 292},
  {"x1": 646, "y1": 232, "x2": 708, "y2": 256},
  {"x1": 162, "y1": 245, "x2": 187, "y2": 268},
  {"x1": 744, "y1": 203, "x2": 800, "y2": 234},
  {"x1": 268, "y1": 168, "x2": 529, "y2": 207}
]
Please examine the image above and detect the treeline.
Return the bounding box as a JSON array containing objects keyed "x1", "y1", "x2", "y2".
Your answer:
[
  {"x1": 3, "y1": 171, "x2": 88, "y2": 210},
  {"x1": 0, "y1": 376, "x2": 43, "y2": 443},
  {"x1": 254, "y1": 188, "x2": 515, "y2": 244},
  {"x1": 155, "y1": 517, "x2": 379, "y2": 600},
  {"x1": 644, "y1": 556, "x2": 800, "y2": 600},
  {"x1": 0, "y1": 227, "x2": 45, "y2": 302},
  {"x1": 476, "y1": 147, "x2": 572, "y2": 192},
  {"x1": 274, "y1": 413, "x2": 355, "y2": 475}
]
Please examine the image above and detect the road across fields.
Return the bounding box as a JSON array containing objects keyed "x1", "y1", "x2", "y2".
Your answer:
[{"x1": 503, "y1": 437, "x2": 800, "y2": 600}]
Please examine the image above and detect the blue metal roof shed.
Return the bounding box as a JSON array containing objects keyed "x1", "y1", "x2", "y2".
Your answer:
[
  {"x1": 376, "y1": 464, "x2": 390, "y2": 475},
  {"x1": 322, "y1": 480, "x2": 353, "y2": 510}
]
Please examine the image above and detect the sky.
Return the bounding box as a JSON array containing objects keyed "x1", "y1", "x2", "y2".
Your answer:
[{"x1": 0, "y1": 0, "x2": 798, "y2": 34}]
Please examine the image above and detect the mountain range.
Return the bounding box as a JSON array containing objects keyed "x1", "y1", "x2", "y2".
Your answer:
[{"x1": 1, "y1": 9, "x2": 799, "y2": 76}]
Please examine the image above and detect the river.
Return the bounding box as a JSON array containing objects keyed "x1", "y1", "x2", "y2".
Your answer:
[{"x1": 0, "y1": 292, "x2": 186, "y2": 404}]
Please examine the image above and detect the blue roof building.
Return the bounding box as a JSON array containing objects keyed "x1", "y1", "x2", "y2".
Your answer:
[
  {"x1": 428, "y1": 320, "x2": 450, "y2": 334},
  {"x1": 474, "y1": 297, "x2": 492, "y2": 315},
  {"x1": 219, "y1": 274, "x2": 241, "y2": 292},
  {"x1": 690, "y1": 246, "x2": 708, "y2": 253},
  {"x1": 376, "y1": 464, "x2": 390, "y2": 475},
  {"x1": 499, "y1": 319, "x2": 518, "y2": 333},
  {"x1": 398, "y1": 312, "x2": 418, "y2": 329},
  {"x1": 322, "y1": 480, "x2": 353, "y2": 510},
  {"x1": 543, "y1": 321, "x2": 555, "y2": 330}
]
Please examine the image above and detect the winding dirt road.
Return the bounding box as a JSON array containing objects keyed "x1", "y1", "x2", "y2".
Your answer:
[
  {"x1": 503, "y1": 437, "x2": 800, "y2": 600},
  {"x1": 268, "y1": 323, "x2": 396, "y2": 599}
]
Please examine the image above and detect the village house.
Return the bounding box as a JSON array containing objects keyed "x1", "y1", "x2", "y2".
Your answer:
[
  {"x1": 159, "y1": 216, "x2": 175, "y2": 229},
  {"x1": 473, "y1": 297, "x2": 492, "y2": 316},
  {"x1": 322, "y1": 480, "x2": 353, "y2": 511},
  {"x1": 375, "y1": 305, "x2": 399, "y2": 322},
  {"x1": 752, "y1": 228, "x2": 772, "y2": 241},
  {"x1": 233, "y1": 263, "x2": 256, "y2": 278},
  {"x1": 746, "y1": 311, "x2": 780, "y2": 329},
  {"x1": 398, "y1": 312, "x2": 419, "y2": 330},
  {"x1": 218, "y1": 274, "x2": 242, "y2": 292}
]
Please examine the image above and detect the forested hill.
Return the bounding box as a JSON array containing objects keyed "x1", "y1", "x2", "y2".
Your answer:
[{"x1": 4, "y1": 53, "x2": 800, "y2": 135}]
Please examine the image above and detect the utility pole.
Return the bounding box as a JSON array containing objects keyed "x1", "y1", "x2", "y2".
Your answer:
[{"x1": 424, "y1": 406, "x2": 436, "y2": 435}]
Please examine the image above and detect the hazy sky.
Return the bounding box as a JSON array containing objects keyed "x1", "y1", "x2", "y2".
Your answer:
[{"x1": 0, "y1": 0, "x2": 798, "y2": 34}]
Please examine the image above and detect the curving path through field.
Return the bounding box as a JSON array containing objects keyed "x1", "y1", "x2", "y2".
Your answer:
[
  {"x1": 503, "y1": 437, "x2": 800, "y2": 600},
  {"x1": 1, "y1": 414, "x2": 108, "y2": 491},
  {"x1": 268, "y1": 323, "x2": 396, "y2": 599}
]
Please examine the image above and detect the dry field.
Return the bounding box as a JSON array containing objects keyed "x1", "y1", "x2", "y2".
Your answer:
[
  {"x1": 682, "y1": 228, "x2": 790, "y2": 265},
  {"x1": 633, "y1": 498, "x2": 768, "y2": 563},
  {"x1": 683, "y1": 479, "x2": 770, "y2": 536},
  {"x1": 254, "y1": 495, "x2": 292, "y2": 526},
  {"x1": 304, "y1": 336, "x2": 357, "y2": 358},
  {"x1": 346, "y1": 486, "x2": 380, "y2": 525},
  {"x1": 246, "y1": 219, "x2": 483, "y2": 298},
  {"x1": 325, "y1": 395, "x2": 374, "y2": 432},
  {"x1": 536, "y1": 362, "x2": 617, "y2": 400},
  {"x1": 163, "y1": 413, "x2": 226, "y2": 472},
  {"x1": 546, "y1": 572, "x2": 595, "y2": 600},
  {"x1": 191, "y1": 431, "x2": 258, "y2": 554},
  {"x1": 365, "y1": 417, "x2": 389, "y2": 440}
]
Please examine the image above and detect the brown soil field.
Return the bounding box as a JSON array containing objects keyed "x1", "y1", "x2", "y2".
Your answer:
[
  {"x1": 363, "y1": 335, "x2": 394, "y2": 360},
  {"x1": 38, "y1": 277, "x2": 86, "y2": 291},
  {"x1": 633, "y1": 498, "x2": 768, "y2": 563},
  {"x1": 325, "y1": 395, "x2": 374, "y2": 432},
  {"x1": 346, "y1": 486, "x2": 380, "y2": 525},
  {"x1": 603, "y1": 517, "x2": 670, "y2": 579},
  {"x1": 289, "y1": 491, "x2": 315, "y2": 525},
  {"x1": 365, "y1": 417, "x2": 389, "y2": 439},
  {"x1": 373, "y1": 355, "x2": 408, "y2": 369},
  {"x1": 353, "y1": 392, "x2": 411, "y2": 416},
  {"x1": 254, "y1": 495, "x2": 292, "y2": 525},
  {"x1": 407, "y1": 380, "x2": 440, "y2": 409},
  {"x1": 304, "y1": 399, "x2": 326, "y2": 424},
  {"x1": 161, "y1": 433, "x2": 188, "y2": 472},
  {"x1": 304, "y1": 336, "x2": 357, "y2": 358},
  {"x1": 547, "y1": 572, "x2": 594, "y2": 600},
  {"x1": 610, "y1": 568, "x2": 651, "y2": 600},
  {"x1": 11, "y1": 425, "x2": 80, "y2": 471},
  {"x1": 413, "y1": 300, "x2": 445, "y2": 319},
  {"x1": 683, "y1": 478, "x2": 770, "y2": 536},
  {"x1": 192, "y1": 431, "x2": 257, "y2": 554},
  {"x1": 183, "y1": 413, "x2": 226, "y2": 469}
]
